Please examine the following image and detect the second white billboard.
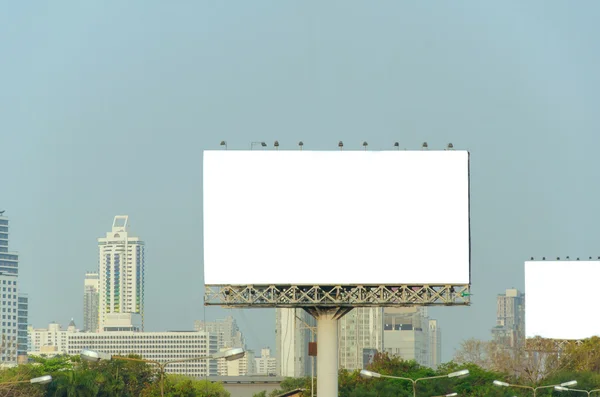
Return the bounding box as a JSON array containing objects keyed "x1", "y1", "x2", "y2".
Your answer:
[
  {"x1": 526, "y1": 260, "x2": 600, "y2": 340},
  {"x1": 203, "y1": 150, "x2": 470, "y2": 285}
]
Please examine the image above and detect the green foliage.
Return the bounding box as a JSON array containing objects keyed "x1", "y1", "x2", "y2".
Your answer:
[
  {"x1": 252, "y1": 391, "x2": 267, "y2": 397},
  {"x1": 268, "y1": 377, "x2": 311, "y2": 397},
  {"x1": 163, "y1": 375, "x2": 230, "y2": 397}
]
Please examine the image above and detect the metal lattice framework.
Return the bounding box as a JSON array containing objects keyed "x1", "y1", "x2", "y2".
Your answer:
[
  {"x1": 524, "y1": 337, "x2": 583, "y2": 352},
  {"x1": 204, "y1": 284, "x2": 471, "y2": 308}
]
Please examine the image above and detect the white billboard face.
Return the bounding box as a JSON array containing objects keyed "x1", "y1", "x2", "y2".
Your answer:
[
  {"x1": 203, "y1": 151, "x2": 470, "y2": 285},
  {"x1": 526, "y1": 260, "x2": 600, "y2": 340}
]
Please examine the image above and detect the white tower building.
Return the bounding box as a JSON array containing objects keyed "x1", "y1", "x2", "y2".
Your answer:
[{"x1": 98, "y1": 216, "x2": 145, "y2": 332}]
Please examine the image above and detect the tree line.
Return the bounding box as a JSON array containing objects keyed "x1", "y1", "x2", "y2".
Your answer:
[{"x1": 4, "y1": 337, "x2": 600, "y2": 396}]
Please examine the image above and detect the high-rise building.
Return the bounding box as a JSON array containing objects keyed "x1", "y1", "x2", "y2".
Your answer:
[
  {"x1": 255, "y1": 347, "x2": 277, "y2": 376},
  {"x1": 276, "y1": 308, "x2": 315, "y2": 377},
  {"x1": 17, "y1": 293, "x2": 28, "y2": 356},
  {"x1": 428, "y1": 319, "x2": 441, "y2": 369},
  {"x1": 194, "y1": 316, "x2": 245, "y2": 349},
  {"x1": 339, "y1": 308, "x2": 383, "y2": 370},
  {"x1": 83, "y1": 272, "x2": 99, "y2": 332},
  {"x1": 383, "y1": 307, "x2": 441, "y2": 369},
  {"x1": 98, "y1": 216, "x2": 145, "y2": 332},
  {"x1": 491, "y1": 288, "x2": 525, "y2": 348},
  {"x1": 0, "y1": 213, "x2": 23, "y2": 365},
  {"x1": 0, "y1": 274, "x2": 18, "y2": 364}
]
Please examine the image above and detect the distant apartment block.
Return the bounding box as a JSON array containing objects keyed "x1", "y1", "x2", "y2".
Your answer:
[
  {"x1": 83, "y1": 272, "x2": 99, "y2": 332},
  {"x1": 276, "y1": 308, "x2": 315, "y2": 377},
  {"x1": 255, "y1": 347, "x2": 277, "y2": 376},
  {"x1": 17, "y1": 293, "x2": 28, "y2": 356},
  {"x1": 0, "y1": 213, "x2": 25, "y2": 365},
  {"x1": 98, "y1": 216, "x2": 145, "y2": 332},
  {"x1": 194, "y1": 316, "x2": 245, "y2": 349},
  {"x1": 339, "y1": 307, "x2": 383, "y2": 370},
  {"x1": 28, "y1": 320, "x2": 78, "y2": 356},
  {"x1": 491, "y1": 288, "x2": 525, "y2": 348},
  {"x1": 383, "y1": 307, "x2": 442, "y2": 369}
]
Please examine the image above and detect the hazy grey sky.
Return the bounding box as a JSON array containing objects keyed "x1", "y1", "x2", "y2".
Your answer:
[{"x1": 2, "y1": 1, "x2": 600, "y2": 362}]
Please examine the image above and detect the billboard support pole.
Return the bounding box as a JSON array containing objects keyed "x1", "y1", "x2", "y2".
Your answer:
[
  {"x1": 305, "y1": 307, "x2": 352, "y2": 397},
  {"x1": 317, "y1": 313, "x2": 337, "y2": 397}
]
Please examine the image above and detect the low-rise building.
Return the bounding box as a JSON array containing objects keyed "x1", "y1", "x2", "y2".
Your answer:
[{"x1": 67, "y1": 331, "x2": 218, "y2": 377}]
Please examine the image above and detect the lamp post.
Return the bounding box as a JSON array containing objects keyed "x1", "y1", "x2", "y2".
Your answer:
[
  {"x1": 493, "y1": 379, "x2": 577, "y2": 396},
  {"x1": 81, "y1": 347, "x2": 244, "y2": 397},
  {"x1": 360, "y1": 368, "x2": 469, "y2": 397},
  {"x1": 0, "y1": 375, "x2": 52, "y2": 386},
  {"x1": 220, "y1": 141, "x2": 227, "y2": 150},
  {"x1": 555, "y1": 385, "x2": 600, "y2": 396}
]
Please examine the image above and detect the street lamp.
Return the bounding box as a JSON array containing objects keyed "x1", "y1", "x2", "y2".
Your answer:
[
  {"x1": 298, "y1": 141, "x2": 304, "y2": 150},
  {"x1": 220, "y1": 141, "x2": 227, "y2": 150},
  {"x1": 555, "y1": 385, "x2": 600, "y2": 396},
  {"x1": 251, "y1": 142, "x2": 267, "y2": 150},
  {"x1": 362, "y1": 141, "x2": 368, "y2": 150},
  {"x1": 493, "y1": 379, "x2": 577, "y2": 396},
  {"x1": 0, "y1": 375, "x2": 52, "y2": 386},
  {"x1": 432, "y1": 393, "x2": 458, "y2": 397},
  {"x1": 393, "y1": 142, "x2": 400, "y2": 150},
  {"x1": 274, "y1": 140, "x2": 280, "y2": 150},
  {"x1": 360, "y1": 369, "x2": 469, "y2": 397},
  {"x1": 81, "y1": 348, "x2": 244, "y2": 397}
]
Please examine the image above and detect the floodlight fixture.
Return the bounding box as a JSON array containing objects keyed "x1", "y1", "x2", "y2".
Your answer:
[
  {"x1": 30, "y1": 375, "x2": 52, "y2": 385},
  {"x1": 422, "y1": 142, "x2": 428, "y2": 149},
  {"x1": 298, "y1": 141, "x2": 304, "y2": 150},
  {"x1": 360, "y1": 369, "x2": 381, "y2": 379},
  {"x1": 448, "y1": 369, "x2": 469, "y2": 378},
  {"x1": 214, "y1": 347, "x2": 245, "y2": 361},
  {"x1": 362, "y1": 141, "x2": 368, "y2": 150},
  {"x1": 80, "y1": 349, "x2": 112, "y2": 362},
  {"x1": 338, "y1": 141, "x2": 344, "y2": 150},
  {"x1": 394, "y1": 142, "x2": 400, "y2": 150},
  {"x1": 220, "y1": 141, "x2": 227, "y2": 150},
  {"x1": 274, "y1": 140, "x2": 280, "y2": 150},
  {"x1": 561, "y1": 381, "x2": 578, "y2": 387},
  {"x1": 447, "y1": 143, "x2": 454, "y2": 150}
]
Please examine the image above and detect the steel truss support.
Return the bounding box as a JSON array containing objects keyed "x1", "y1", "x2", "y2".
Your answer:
[
  {"x1": 524, "y1": 337, "x2": 583, "y2": 352},
  {"x1": 204, "y1": 284, "x2": 471, "y2": 307}
]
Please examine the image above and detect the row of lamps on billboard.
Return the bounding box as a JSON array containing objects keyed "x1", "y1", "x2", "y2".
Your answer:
[
  {"x1": 530, "y1": 256, "x2": 600, "y2": 260},
  {"x1": 219, "y1": 141, "x2": 455, "y2": 150}
]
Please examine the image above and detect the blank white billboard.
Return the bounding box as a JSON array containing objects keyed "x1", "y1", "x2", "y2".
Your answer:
[
  {"x1": 203, "y1": 150, "x2": 470, "y2": 285},
  {"x1": 526, "y1": 260, "x2": 600, "y2": 339}
]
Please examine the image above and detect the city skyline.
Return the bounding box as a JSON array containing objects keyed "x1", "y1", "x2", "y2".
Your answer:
[{"x1": 3, "y1": 1, "x2": 600, "y2": 362}]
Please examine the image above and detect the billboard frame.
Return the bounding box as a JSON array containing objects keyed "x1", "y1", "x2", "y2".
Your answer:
[{"x1": 204, "y1": 283, "x2": 470, "y2": 307}]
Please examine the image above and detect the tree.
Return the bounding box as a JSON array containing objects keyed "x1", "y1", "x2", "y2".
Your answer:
[
  {"x1": 50, "y1": 369, "x2": 99, "y2": 397},
  {"x1": 268, "y1": 377, "x2": 311, "y2": 397}
]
